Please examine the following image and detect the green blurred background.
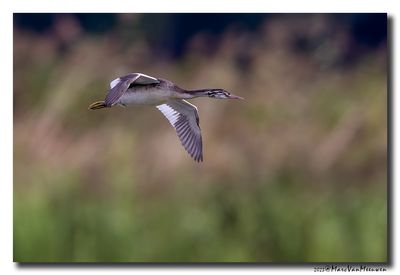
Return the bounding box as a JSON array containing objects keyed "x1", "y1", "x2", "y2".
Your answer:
[{"x1": 13, "y1": 14, "x2": 387, "y2": 262}]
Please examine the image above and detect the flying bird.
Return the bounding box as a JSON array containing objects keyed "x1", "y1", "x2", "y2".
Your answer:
[{"x1": 88, "y1": 73, "x2": 243, "y2": 162}]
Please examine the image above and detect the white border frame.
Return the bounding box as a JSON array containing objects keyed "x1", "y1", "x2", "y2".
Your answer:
[{"x1": 1, "y1": 1, "x2": 397, "y2": 274}]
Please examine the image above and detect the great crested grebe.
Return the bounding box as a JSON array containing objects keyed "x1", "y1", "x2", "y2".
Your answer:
[{"x1": 89, "y1": 73, "x2": 243, "y2": 162}]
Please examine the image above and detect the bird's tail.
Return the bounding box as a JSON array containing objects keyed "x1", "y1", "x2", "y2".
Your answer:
[{"x1": 88, "y1": 101, "x2": 108, "y2": 110}]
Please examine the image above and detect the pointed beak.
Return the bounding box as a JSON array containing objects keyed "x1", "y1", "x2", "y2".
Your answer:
[{"x1": 228, "y1": 94, "x2": 244, "y2": 100}]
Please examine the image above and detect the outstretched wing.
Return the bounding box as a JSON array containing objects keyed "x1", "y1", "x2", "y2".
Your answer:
[
  {"x1": 156, "y1": 99, "x2": 203, "y2": 162},
  {"x1": 105, "y1": 73, "x2": 160, "y2": 106}
]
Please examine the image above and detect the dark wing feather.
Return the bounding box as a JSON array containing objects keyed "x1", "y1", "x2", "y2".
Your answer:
[
  {"x1": 104, "y1": 73, "x2": 160, "y2": 106},
  {"x1": 156, "y1": 99, "x2": 203, "y2": 162},
  {"x1": 104, "y1": 74, "x2": 140, "y2": 106}
]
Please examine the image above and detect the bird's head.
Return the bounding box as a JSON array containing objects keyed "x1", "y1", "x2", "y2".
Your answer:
[{"x1": 207, "y1": 89, "x2": 244, "y2": 100}]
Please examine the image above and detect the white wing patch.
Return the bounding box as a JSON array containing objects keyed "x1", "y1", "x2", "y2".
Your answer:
[
  {"x1": 110, "y1": 73, "x2": 158, "y2": 89},
  {"x1": 156, "y1": 104, "x2": 180, "y2": 126},
  {"x1": 135, "y1": 73, "x2": 160, "y2": 84},
  {"x1": 110, "y1": 78, "x2": 121, "y2": 88},
  {"x1": 156, "y1": 100, "x2": 203, "y2": 162}
]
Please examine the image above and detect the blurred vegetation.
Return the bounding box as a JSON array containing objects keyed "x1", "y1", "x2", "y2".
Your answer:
[{"x1": 13, "y1": 14, "x2": 387, "y2": 262}]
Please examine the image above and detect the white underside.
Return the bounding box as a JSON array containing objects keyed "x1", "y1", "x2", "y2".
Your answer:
[{"x1": 118, "y1": 88, "x2": 174, "y2": 105}]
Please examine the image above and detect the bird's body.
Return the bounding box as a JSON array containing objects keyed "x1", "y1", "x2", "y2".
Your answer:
[
  {"x1": 117, "y1": 77, "x2": 176, "y2": 105},
  {"x1": 89, "y1": 73, "x2": 243, "y2": 162},
  {"x1": 119, "y1": 86, "x2": 173, "y2": 105}
]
